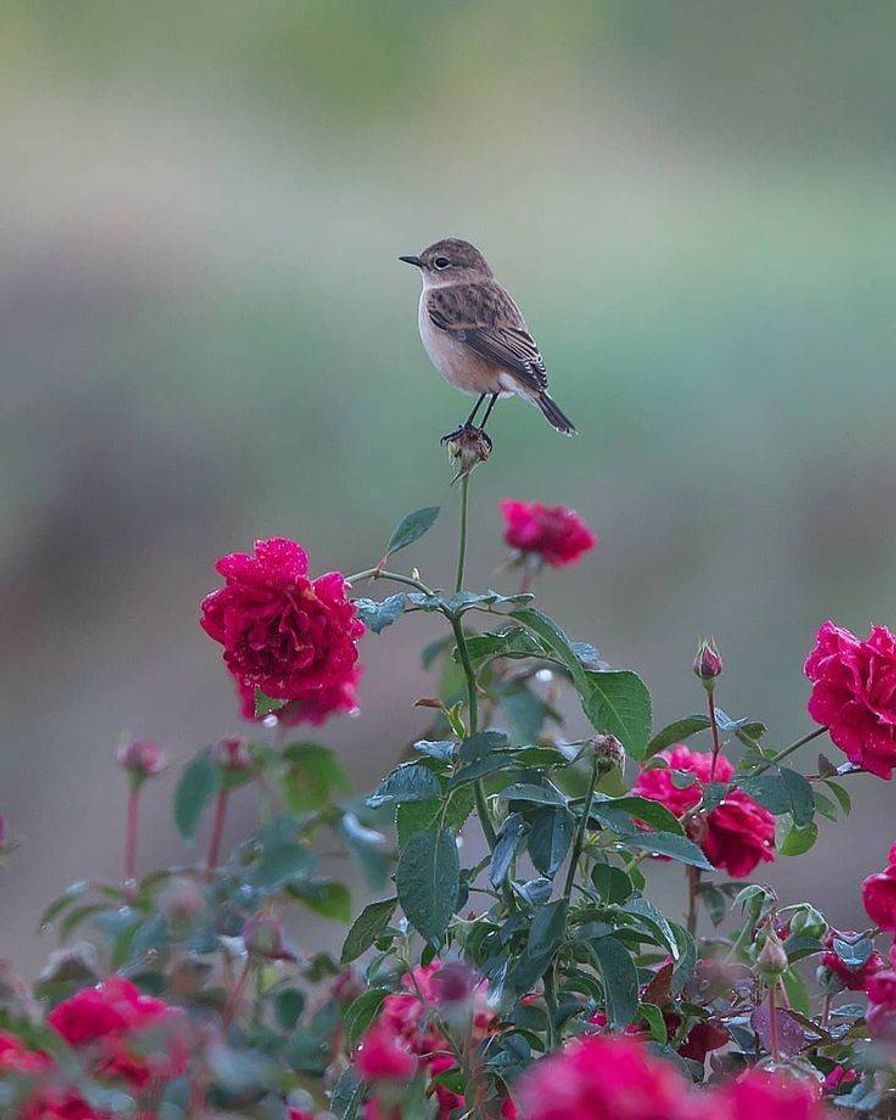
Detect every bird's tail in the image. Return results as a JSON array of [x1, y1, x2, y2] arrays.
[[536, 391, 577, 435]]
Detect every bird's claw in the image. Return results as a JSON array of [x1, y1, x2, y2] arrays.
[[440, 423, 492, 450]]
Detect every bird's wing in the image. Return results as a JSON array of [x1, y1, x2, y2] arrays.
[[427, 282, 549, 393]]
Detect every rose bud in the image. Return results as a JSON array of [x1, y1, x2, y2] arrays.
[[436, 961, 474, 1005], [756, 929, 788, 979], [591, 733, 625, 775], [117, 740, 168, 783], [446, 426, 492, 479], [790, 905, 826, 940], [212, 737, 253, 773], [693, 639, 723, 684], [158, 877, 207, 928], [243, 912, 297, 962]]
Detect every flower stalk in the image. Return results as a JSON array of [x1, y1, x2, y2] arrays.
[[206, 788, 229, 874]]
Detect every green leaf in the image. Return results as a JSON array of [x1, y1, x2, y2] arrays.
[[340, 897, 398, 964], [292, 880, 351, 922], [781, 966, 810, 1015], [825, 780, 851, 815], [414, 739, 456, 762], [344, 987, 391, 1047], [588, 936, 639, 1028], [272, 987, 306, 1029], [646, 716, 710, 757], [528, 806, 574, 878], [354, 594, 407, 634], [499, 782, 566, 808], [331, 1067, 365, 1120], [736, 766, 815, 826], [281, 743, 351, 813], [512, 900, 567, 993], [385, 506, 440, 557], [38, 881, 90, 931], [500, 681, 555, 745], [251, 839, 315, 891], [779, 768, 815, 826], [396, 828, 459, 942], [581, 671, 653, 759], [617, 831, 714, 870], [639, 1002, 668, 1044], [459, 730, 508, 762], [395, 788, 475, 847], [590, 794, 684, 836], [60, 902, 108, 942], [173, 749, 222, 844], [367, 762, 442, 808], [591, 863, 633, 904], [625, 897, 679, 958], [254, 688, 289, 718], [462, 627, 544, 666], [491, 812, 527, 887], [342, 813, 390, 891], [777, 818, 817, 857]]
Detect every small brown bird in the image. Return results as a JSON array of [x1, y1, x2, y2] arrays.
[[399, 238, 576, 440]]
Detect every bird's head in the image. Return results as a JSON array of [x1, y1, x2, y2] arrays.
[[399, 238, 493, 286]]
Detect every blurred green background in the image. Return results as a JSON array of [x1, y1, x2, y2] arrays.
[[2, 1, 895, 975]]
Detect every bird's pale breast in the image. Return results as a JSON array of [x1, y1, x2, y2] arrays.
[[418, 291, 512, 396]]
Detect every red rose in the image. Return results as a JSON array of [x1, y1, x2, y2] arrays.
[[0, 1030, 50, 1075], [238, 670, 361, 727], [862, 860, 896, 931], [804, 621, 896, 779], [633, 746, 775, 876], [517, 1035, 696, 1120], [821, 930, 883, 989], [717, 1069, 828, 1120], [201, 537, 364, 719], [23, 1090, 117, 1120], [865, 967, 896, 1038], [500, 499, 596, 567], [357, 1022, 418, 1081], [48, 977, 185, 1089]]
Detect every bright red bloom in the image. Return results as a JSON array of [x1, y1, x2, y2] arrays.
[[238, 670, 361, 727], [517, 1035, 695, 1120], [0, 1030, 50, 1074], [717, 1069, 828, 1120], [23, 1090, 117, 1120], [357, 1022, 418, 1081], [632, 746, 775, 876], [500, 500, 596, 568], [201, 538, 364, 719], [48, 977, 185, 1089], [863, 859, 896, 931], [821, 930, 883, 989], [288, 1111, 316, 1120], [865, 967, 896, 1037], [804, 621, 896, 779], [822, 1066, 857, 1095]]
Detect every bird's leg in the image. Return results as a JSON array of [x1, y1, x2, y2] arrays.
[[441, 393, 486, 444], [478, 393, 499, 433]]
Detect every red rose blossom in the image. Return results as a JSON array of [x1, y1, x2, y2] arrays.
[[238, 670, 361, 727], [862, 858, 896, 931], [201, 537, 364, 720], [821, 930, 883, 989], [804, 621, 896, 779], [0, 1030, 50, 1075], [357, 1022, 418, 1081], [517, 1035, 696, 1120], [500, 499, 596, 568], [48, 977, 185, 1089], [865, 968, 896, 1038], [717, 1069, 829, 1120], [632, 746, 775, 876]]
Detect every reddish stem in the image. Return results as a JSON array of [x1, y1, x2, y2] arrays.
[[707, 689, 723, 781], [768, 984, 780, 1062], [124, 784, 140, 882], [206, 788, 229, 873], [686, 866, 700, 937], [222, 958, 251, 1027]]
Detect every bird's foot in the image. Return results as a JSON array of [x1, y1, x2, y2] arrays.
[[440, 423, 492, 450]]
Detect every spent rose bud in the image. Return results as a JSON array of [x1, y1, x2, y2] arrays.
[[590, 733, 625, 774], [435, 960, 474, 1005], [158, 877, 207, 928], [693, 639, 723, 684], [213, 737, 253, 773], [447, 426, 492, 478], [243, 912, 297, 962], [756, 929, 788, 978], [117, 740, 168, 782]]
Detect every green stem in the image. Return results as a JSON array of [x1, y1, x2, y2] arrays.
[[543, 964, 559, 1052], [345, 567, 434, 596], [451, 614, 497, 850], [563, 758, 599, 900], [456, 473, 470, 593], [686, 866, 701, 937], [754, 726, 827, 774], [707, 689, 723, 781]]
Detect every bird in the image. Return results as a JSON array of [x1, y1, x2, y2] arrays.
[[399, 238, 576, 441]]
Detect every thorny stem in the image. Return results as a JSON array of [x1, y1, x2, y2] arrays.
[[564, 758, 599, 900], [456, 473, 470, 594], [543, 965, 559, 1052], [687, 866, 701, 938], [206, 788, 229, 874], [754, 726, 828, 774], [451, 615, 497, 851], [124, 784, 140, 882], [222, 957, 251, 1028], [345, 567, 434, 596], [707, 689, 723, 781]]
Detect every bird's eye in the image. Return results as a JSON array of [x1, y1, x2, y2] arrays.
[[433, 256, 452, 270]]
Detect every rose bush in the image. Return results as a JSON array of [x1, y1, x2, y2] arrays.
[[2, 442, 896, 1120]]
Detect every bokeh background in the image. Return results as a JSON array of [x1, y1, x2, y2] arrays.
[[2, 1, 895, 976]]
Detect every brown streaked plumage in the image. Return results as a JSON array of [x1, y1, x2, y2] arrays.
[[399, 238, 576, 437]]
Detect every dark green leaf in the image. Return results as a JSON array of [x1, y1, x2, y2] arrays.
[[331, 1067, 365, 1120], [293, 880, 351, 922], [590, 794, 684, 836], [459, 731, 508, 762], [340, 897, 398, 964], [588, 936, 639, 1028], [173, 749, 221, 844], [625, 897, 678, 957], [513, 900, 567, 992], [38, 881, 90, 931], [414, 739, 456, 762], [824, 780, 851, 815], [344, 987, 391, 1047], [385, 506, 440, 557], [250, 840, 315, 890], [254, 688, 289, 718], [281, 743, 351, 813], [646, 716, 710, 757], [395, 787, 474, 847], [354, 594, 408, 634], [736, 766, 815, 826], [591, 863, 633, 904], [528, 806, 574, 878], [273, 987, 305, 1029], [491, 812, 527, 887], [342, 813, 390, 891], [499, 782, 566, 808], [367, 762, 442, 808], [463, 627, 544, 665], [500, 681, 555, 745], [396, 828, 459, 941], [639, 1002, 668, 1044], [779, 768, 815, 827], [618, 831, 714, 870], [60, 902, 108, 942], [581, 671, 652, 759]]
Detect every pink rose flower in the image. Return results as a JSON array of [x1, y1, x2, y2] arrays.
[[517, 1035, 696, 1120], [821, 930, 883, 989], [238, 670, 361, 727], [500, 499, 596, 567], [865, 968, 896, 1038], [862, 857, 896, 932], [201, 537, 364, 720], [632, 746, 775, 876], [48, 977, 185, 1089], [804, 621, 896, 779], [357, 1022, 418, 1081], [717, 1069, 829, 1120]]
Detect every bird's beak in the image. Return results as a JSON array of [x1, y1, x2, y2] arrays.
[[398, 255, 423, 268]]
